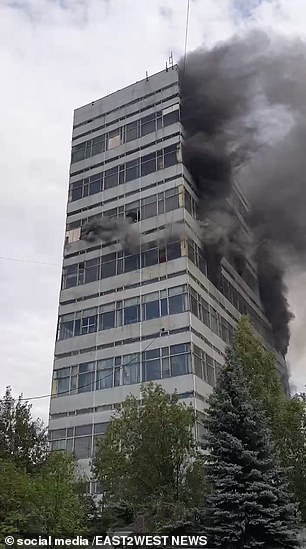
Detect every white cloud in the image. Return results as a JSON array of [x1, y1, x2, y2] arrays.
[[0, 0, 305, 424]]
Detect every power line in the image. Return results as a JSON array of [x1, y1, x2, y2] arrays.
[[183, 0, 190, 75], [0, 256, 61, 267], [18, 331, 164, 402]]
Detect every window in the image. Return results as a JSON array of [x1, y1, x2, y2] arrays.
[[71, 143, 86, 164], [59, 318, 74, 340], [74, 436, 92, 459], [206, 355, 215, 386], [125, 120, 139, 142], [185, 190, 192, 214], [96, 359, 113, 390], [107, 130, 121, 150], [141, 195, 157, 219], [141, 152, 156, 176], [101, 259, 116, 279], [167, 241, 181, 260], [92, 135, 105, 156], [51, 440, 66, 451], [70, 180, 83, 202], [124, 298, 140, 325], [66, 227, 81, 245], [162, 357, 170, 378], [143, 358, 161, 381], [81, 315, 97, 335], [141, 113, 156, 136], [170, 353, 190, 376], [210, 310, 219, 335], [159, 247, 166, 263], [126, 159, 140, 182], [57, 377, 70, 396], [75, 424, 92, 436], [99, 310, 115, 330], [125, 253, 139, 272], [122, 354, 140, 385], [168, 294, 186, 315], [193, 352, 203, 379], [142, 248, 158, 267], [49, 429, 66, 440], [94, 423, 109, 435], [85, 258, 100, 284], [63, 264, 78, 289], [170, 343, 190, 354], [104, 166, 118, 189], [143, 298, 160, 320], [200, 298, 210, 326], [89, 176, 102, 195], [164, 144, 178, 168], [78, 362, 95, 393], [163, 106, 179, 127], [165, 189, 179, 212]]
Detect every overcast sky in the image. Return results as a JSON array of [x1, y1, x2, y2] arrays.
[[0, 0, 305, 425]]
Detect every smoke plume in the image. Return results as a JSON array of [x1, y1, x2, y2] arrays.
[[179, 30, 306, 356], [81, 216, 139, 252]]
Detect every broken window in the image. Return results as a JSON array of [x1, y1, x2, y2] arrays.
[[66, 227, 81, 244], [107, 129, 121, 150]]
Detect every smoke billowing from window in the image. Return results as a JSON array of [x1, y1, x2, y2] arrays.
[[179, 30, 306, 356], [81, 216, 140, 252]]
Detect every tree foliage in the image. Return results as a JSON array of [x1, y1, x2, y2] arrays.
[[93, 382, 206, 530], [0, 459, 36, 540], [0, 452, 88, 541], [0, 386, 48, 472], [33, 451, 87, 536], [234, 318, 306, 522], [201, 348, 299, 548]]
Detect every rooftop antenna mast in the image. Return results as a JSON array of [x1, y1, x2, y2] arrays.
[[169, 51, 174, 69]]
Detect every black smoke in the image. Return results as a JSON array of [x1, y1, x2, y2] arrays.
[[179, 30, 306, 356], [81, 216, 139, 252]]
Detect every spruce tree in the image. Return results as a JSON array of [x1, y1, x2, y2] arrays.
[[202, 349, 300, 548]]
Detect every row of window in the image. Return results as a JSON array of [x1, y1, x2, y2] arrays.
[[193, 344, 222, 387], [66, 174, 182, 222], [57, 283, 235, 348], [50, 419, 206, 460], [52, 343, 191, 397], [73, 82, 178, 130], [49, 422, 108, 459], [71, 106, 179, 164], [69, 144, 179, 202], [57, 284, 188, 340], [61, 231, 263, 353], [65, 186, 182, 245], [62, 240, 181, 289]]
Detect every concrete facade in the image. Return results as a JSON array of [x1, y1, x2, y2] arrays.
[[49, 66, 288, 493]]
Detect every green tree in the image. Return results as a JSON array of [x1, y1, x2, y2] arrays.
[[201, 348, 299, 548], [0, 452, 90, 541], [0, 459, 36, 541], [33, 451, 87, 536], [234, 318, 306, 522], [93, 382, 205, 531], [0, 386, 47, 472]]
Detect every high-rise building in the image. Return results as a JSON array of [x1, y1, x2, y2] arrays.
[[49, 66, 288, 492]]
